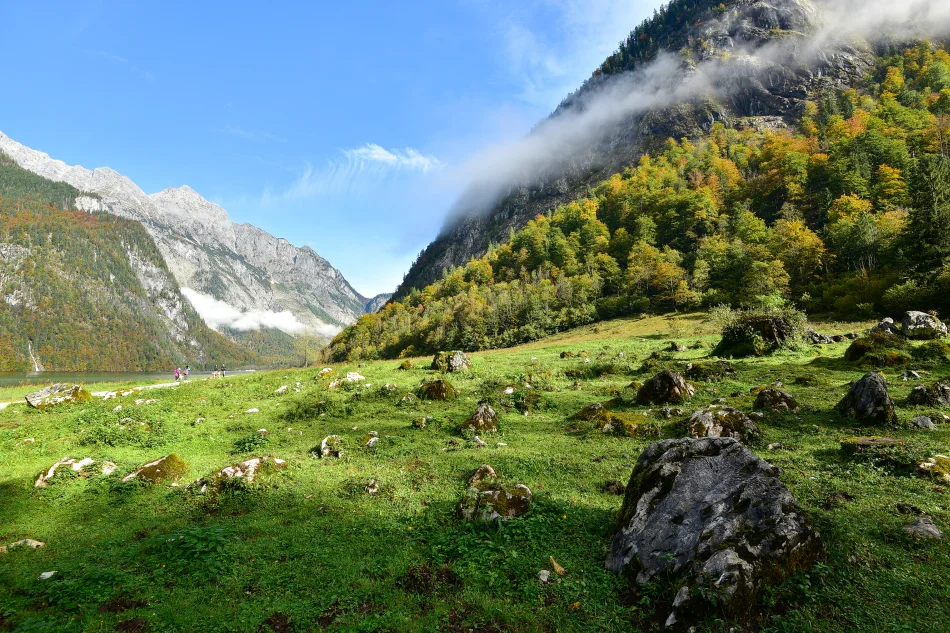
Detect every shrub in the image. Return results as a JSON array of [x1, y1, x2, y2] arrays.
[[231, 433, 269, 455], [711, 304, 807, 358]]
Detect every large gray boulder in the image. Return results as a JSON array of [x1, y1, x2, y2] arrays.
[[836, 373, 897, 426], [870, 317, 900, 336], [606, 438, 822, 627], [25, 384, 90, 409], [432, 350, 473, 372], [901, 311, 948, 340], [636, 370, 694, 405]]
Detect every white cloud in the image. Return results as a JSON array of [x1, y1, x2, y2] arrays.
[[181, 288, 322, 336], [266, 143, 440, 202]]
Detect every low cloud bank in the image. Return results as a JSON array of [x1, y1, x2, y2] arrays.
[[181, 288, 333, 336]]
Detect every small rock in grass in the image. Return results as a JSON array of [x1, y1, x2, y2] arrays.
[[836, 373, 897, 426], [246, 408, 259, 414], [472, 436, 487, 448], [39, 571, 57, 580], [320, 435, 345, 459], [366, 437, 379, 448], [767, 443, 783, 451], [904, 517, 943, 539], [754, 388, 799, 412], [366, 479, 379, 495], [687, 406, 760, 442], [911, 416, 936, 430], [274, 385, 288, 394], [917, 455, 950, 483], [464, 403, 498, 432], [538, 569, 551, 583]]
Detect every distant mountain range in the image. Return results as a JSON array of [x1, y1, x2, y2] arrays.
[[0, 132, 389, 357]]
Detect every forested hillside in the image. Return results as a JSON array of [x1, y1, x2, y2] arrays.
[[0, 154, 257, 371], [328, 43, 950, 361]]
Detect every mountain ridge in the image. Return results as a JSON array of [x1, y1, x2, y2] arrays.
[[0, 131, 389, 341]]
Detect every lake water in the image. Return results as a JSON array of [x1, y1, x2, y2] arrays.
[[0, 370, 254, 389]]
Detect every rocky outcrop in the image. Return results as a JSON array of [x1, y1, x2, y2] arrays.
[[871, 317, 900, 336], [34, 457, 117, 487], [419, 379, 458, 400], [431, 351, 473, 372], [754, 388, 799, 412], [687, 406, 760, 442], [25, 384, 91, 409], [456, 465, 532, 522], [606, 438, 822, 627], [901, 311, 948, 340], [0, 132, 375, 339], [836, 373, 898, 426], [121, 454, 188, 484], [636, 370, 694, 405], [907, 381, 950, 407], [464, 403, 499, 433]]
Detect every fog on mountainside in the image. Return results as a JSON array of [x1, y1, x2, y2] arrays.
[[398, 0, 950, 297]]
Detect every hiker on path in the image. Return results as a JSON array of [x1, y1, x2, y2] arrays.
[[184, 366, 190, 380], [221, 365, 227, 379], [174, 368, 181, 382], [212, 365, 218, 378]]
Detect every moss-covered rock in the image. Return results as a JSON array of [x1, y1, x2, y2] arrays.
[[463, 403, 498, 432], [684, 360, 735, 382], [636, 370, 694, 405], [844, 331, 911, 367], [713, 308, 806, 357], [419, 379, 458, 400], [754, 388, 799, 412], [318, 435, 345, 459], [917, 455, 950, 484], [836, 373, 898, 426], [907, 381, 950, 407], [398, 360, 414, 370], [840, 436, 905, 457], [688, 406, 760, 442], [431, 351, 473, 372], [25, 384, 92, 409], [121, 454, 187, 484], [456, 465, 532, 522]]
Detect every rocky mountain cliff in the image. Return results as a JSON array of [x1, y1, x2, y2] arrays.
[[395, 0, 876, 296], [0, 132, 388, 340]]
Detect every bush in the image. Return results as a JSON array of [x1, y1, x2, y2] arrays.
[[844, 331, 912, 367], [232, 433, 269, 454], [711, 304, 807, 357]]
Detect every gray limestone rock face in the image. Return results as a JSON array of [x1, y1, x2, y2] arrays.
[[754, 387, 799, 412], [25, 384, 88, 409], [901, 311, 948, 340], [836, 373, 897, 426], [606, 437, 822, 626]]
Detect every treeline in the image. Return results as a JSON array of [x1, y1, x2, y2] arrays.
[[0, 154, 257, 371], [326, 43, 950, 362]]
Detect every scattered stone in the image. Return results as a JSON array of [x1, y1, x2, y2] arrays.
[[754, 388, 799, 412], [472, 435, 487, 447], [345, 372, 366, 383], [907, 381, 950, 407], [836, 373, 898, 426], [503, 386, 516, 395], [901, 311, 948, 340], [806, 328, 834, 344], [904, 517, 944, 540], [840, 436, 904, 456], [911, 415, 937, 430], [274, 385, 288, 394], [412, 416, 431, 430], [768, 443, 783, 451], [194, 417, 205, 426], [870, 317, 900, 336], [538, 569, 551, 583], [246, 408, 260, 414], [431, 350, 473, 372], [366, 436, 379, 448], [34, 457, 117, 487], [25, 384, 91, 409], [398, 360, 414, 370], [665, 341, 687, 353], [134, 398, 157, 405], [570, 402, 606, 421], [112, 405, 122, 412], [319, 435, 345, 459], [366, 479, 379, 495], [0, 539, 45, 555], [605, 437, 823, 627], [317, 368, 334, 378], [39, 571, 57, 580], [457, 465, 531, 522], [636, 370, 694, 405], [658, 407, 685, 419], [419, 379, 458, 401], [901, 370, 922, 381], [194, 456, 287, 492], [121, 454, 187, 484], [917, 455, 950, 483], [464, 403, 499, 432], [684, 361, 735, 382], [687, 406, 760, 442]]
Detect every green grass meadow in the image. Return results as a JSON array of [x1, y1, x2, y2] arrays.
[[0, 315, 948, 632]]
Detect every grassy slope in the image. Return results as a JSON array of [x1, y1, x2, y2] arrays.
[[0, 314, 947, 633]]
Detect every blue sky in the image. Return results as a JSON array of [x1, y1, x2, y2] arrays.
[[0, 0, 657, 296]]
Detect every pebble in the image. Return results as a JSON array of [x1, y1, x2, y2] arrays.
[[39, 571, 57, 580], [538, 569, 551, 583], [246, 408, 260, 414]]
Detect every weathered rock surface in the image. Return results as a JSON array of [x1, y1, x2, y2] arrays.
[[464, 403, 499, 432], [636, 370, 694, 405], [836, 373, 897, 426], [754, 387, 799, 412], [456, 465, 532, 522], [917, 455, 950, 483], [194, 456, 287, 492], [870, 317, 900, 336], [901, 311, 948, 340], [606, 438, 822, 626], [121, 454, 187, 484], [319, 435, 345, 459], [25, 384, 90, 409], [34, 457, 117, 487], [907, 381, 950, 407], [431, 351, 473, 372], [839, 436, 903, 456], [911, 415, 937, 431], [0, 539, 45, 555], [419, 379, 458, 400], [904, 517, 944, 540], [687, 406, 760, 442]]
